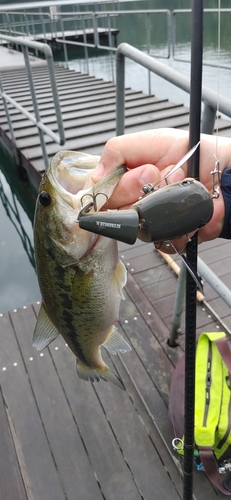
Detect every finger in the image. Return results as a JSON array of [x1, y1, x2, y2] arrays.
[[198, 192, 225, 242], [105, 164, 161, 209], [157, 165, 186, 185], [91, 128, 189, 182]]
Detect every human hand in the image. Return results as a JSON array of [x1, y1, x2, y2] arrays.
[[91, 128, 231, 249]]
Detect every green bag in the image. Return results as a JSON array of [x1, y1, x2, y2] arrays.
[[169, 331, 231, 495]]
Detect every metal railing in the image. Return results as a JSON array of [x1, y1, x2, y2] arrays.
[[115, 42, 231, 136], [0, 34, 65, 169], [0, 9, 172, 87], [172, 8, 231, 69]]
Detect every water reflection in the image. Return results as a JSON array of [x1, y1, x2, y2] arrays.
[[0, 150, 40, 313], [0, 175, 35, 269]]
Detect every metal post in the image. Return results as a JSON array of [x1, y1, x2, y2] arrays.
[[201, 102, 216, 134], [183, 1, 203, 499], [93, 14, 99, 46], [172, 11, 176, 59], [0, 75, 20, 166], [22, 45, 49, 169], [39, 8, 47, 43], [24, 12, 30, 36], [107, 14, 115, 83], [146, 13, 151, 94], [167, 10, 171, 58], [81, 16, 89, 74], [60, 16, 68, 68], [168, 261, 186, 347], [198, 258, 231, 306], [116, 50, 125, 136]]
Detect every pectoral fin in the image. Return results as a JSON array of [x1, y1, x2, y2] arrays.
[[113, 259, 127, 299], [33, 303, 60, 351]]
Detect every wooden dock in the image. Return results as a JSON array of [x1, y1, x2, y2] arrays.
[[1, 60, 231, 190], [1, 49, 231, 499], [5, 28, 119, 52], [34, 28, 119, 46], [1, 236, 231, 499]]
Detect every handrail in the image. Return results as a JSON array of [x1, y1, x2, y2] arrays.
[[172, 8, 231, 69], [0, 9, 172, 75], [116, 42, 231, 136], [0, 34, 65, 169]]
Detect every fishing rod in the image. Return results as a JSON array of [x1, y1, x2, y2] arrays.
[[183, 0, 203, 499], [78, 2, 207, 497]]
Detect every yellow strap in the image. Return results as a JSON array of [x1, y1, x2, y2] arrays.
[[194, 332, 226, 447]]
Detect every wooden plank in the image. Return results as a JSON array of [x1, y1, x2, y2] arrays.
[[0, 89, 145, 118], [27, 110, 190, 173], [1, 96, 169, 129], [93, 355, 181, 500], [0, 88, 143, 117], [0, 386, 28, 500], [0, 94, 165, 126], [108, 343, 221, 500], [119, 289, 175, 403], [199, 240, 231, 264], [163, 297, 226, 334], [48, 324, 180, 500], [25, 315, 144, 500], [3, 78, 112, 99], [119, 241, 156, 260], [2, 82, 115, 105], [17, 106, 189, 152], [124, 271, 172, 346], [9, 304, 104, 500], [0, 84, 117, 111], [1, 72, 98, 88], [11, 102, 184, 140], [207, 256, 231, 278], [121, 245, 167, 274], [0, 309, 67, 500]]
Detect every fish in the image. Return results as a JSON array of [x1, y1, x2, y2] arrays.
[[33, 150, 131, 390]]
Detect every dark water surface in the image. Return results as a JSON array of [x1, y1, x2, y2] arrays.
[[0, 147, 40, 313]]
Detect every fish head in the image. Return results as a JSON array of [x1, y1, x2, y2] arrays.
[[34, 150, 126, 266]]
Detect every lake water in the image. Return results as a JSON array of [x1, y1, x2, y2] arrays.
[[0, 3, 231, 313]]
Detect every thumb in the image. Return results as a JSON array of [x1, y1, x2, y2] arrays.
[[105, 164, 161, 209]]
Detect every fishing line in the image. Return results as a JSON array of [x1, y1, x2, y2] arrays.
[[210, 0, 222, 199], [215, 0, 221, 155]]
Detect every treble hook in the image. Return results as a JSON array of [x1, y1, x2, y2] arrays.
[[78, 192, 108, 219]]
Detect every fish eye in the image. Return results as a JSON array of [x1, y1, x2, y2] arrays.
[[39, 191, 51, 206]]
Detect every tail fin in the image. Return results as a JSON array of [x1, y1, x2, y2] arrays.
[[76, 361, 126, 390]]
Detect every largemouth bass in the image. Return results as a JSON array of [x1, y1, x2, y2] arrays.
[[33, 150, 131, 390]]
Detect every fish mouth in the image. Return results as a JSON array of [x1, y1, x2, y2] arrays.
[[50, 150, 127, 214], [50, 151, 100, 202]]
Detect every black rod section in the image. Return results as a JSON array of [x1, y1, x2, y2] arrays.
[[183, 1, 203, 499]]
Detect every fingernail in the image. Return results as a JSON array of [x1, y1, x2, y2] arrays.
[[91, 162, 105, 182], [139, 167, 156, 185]]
